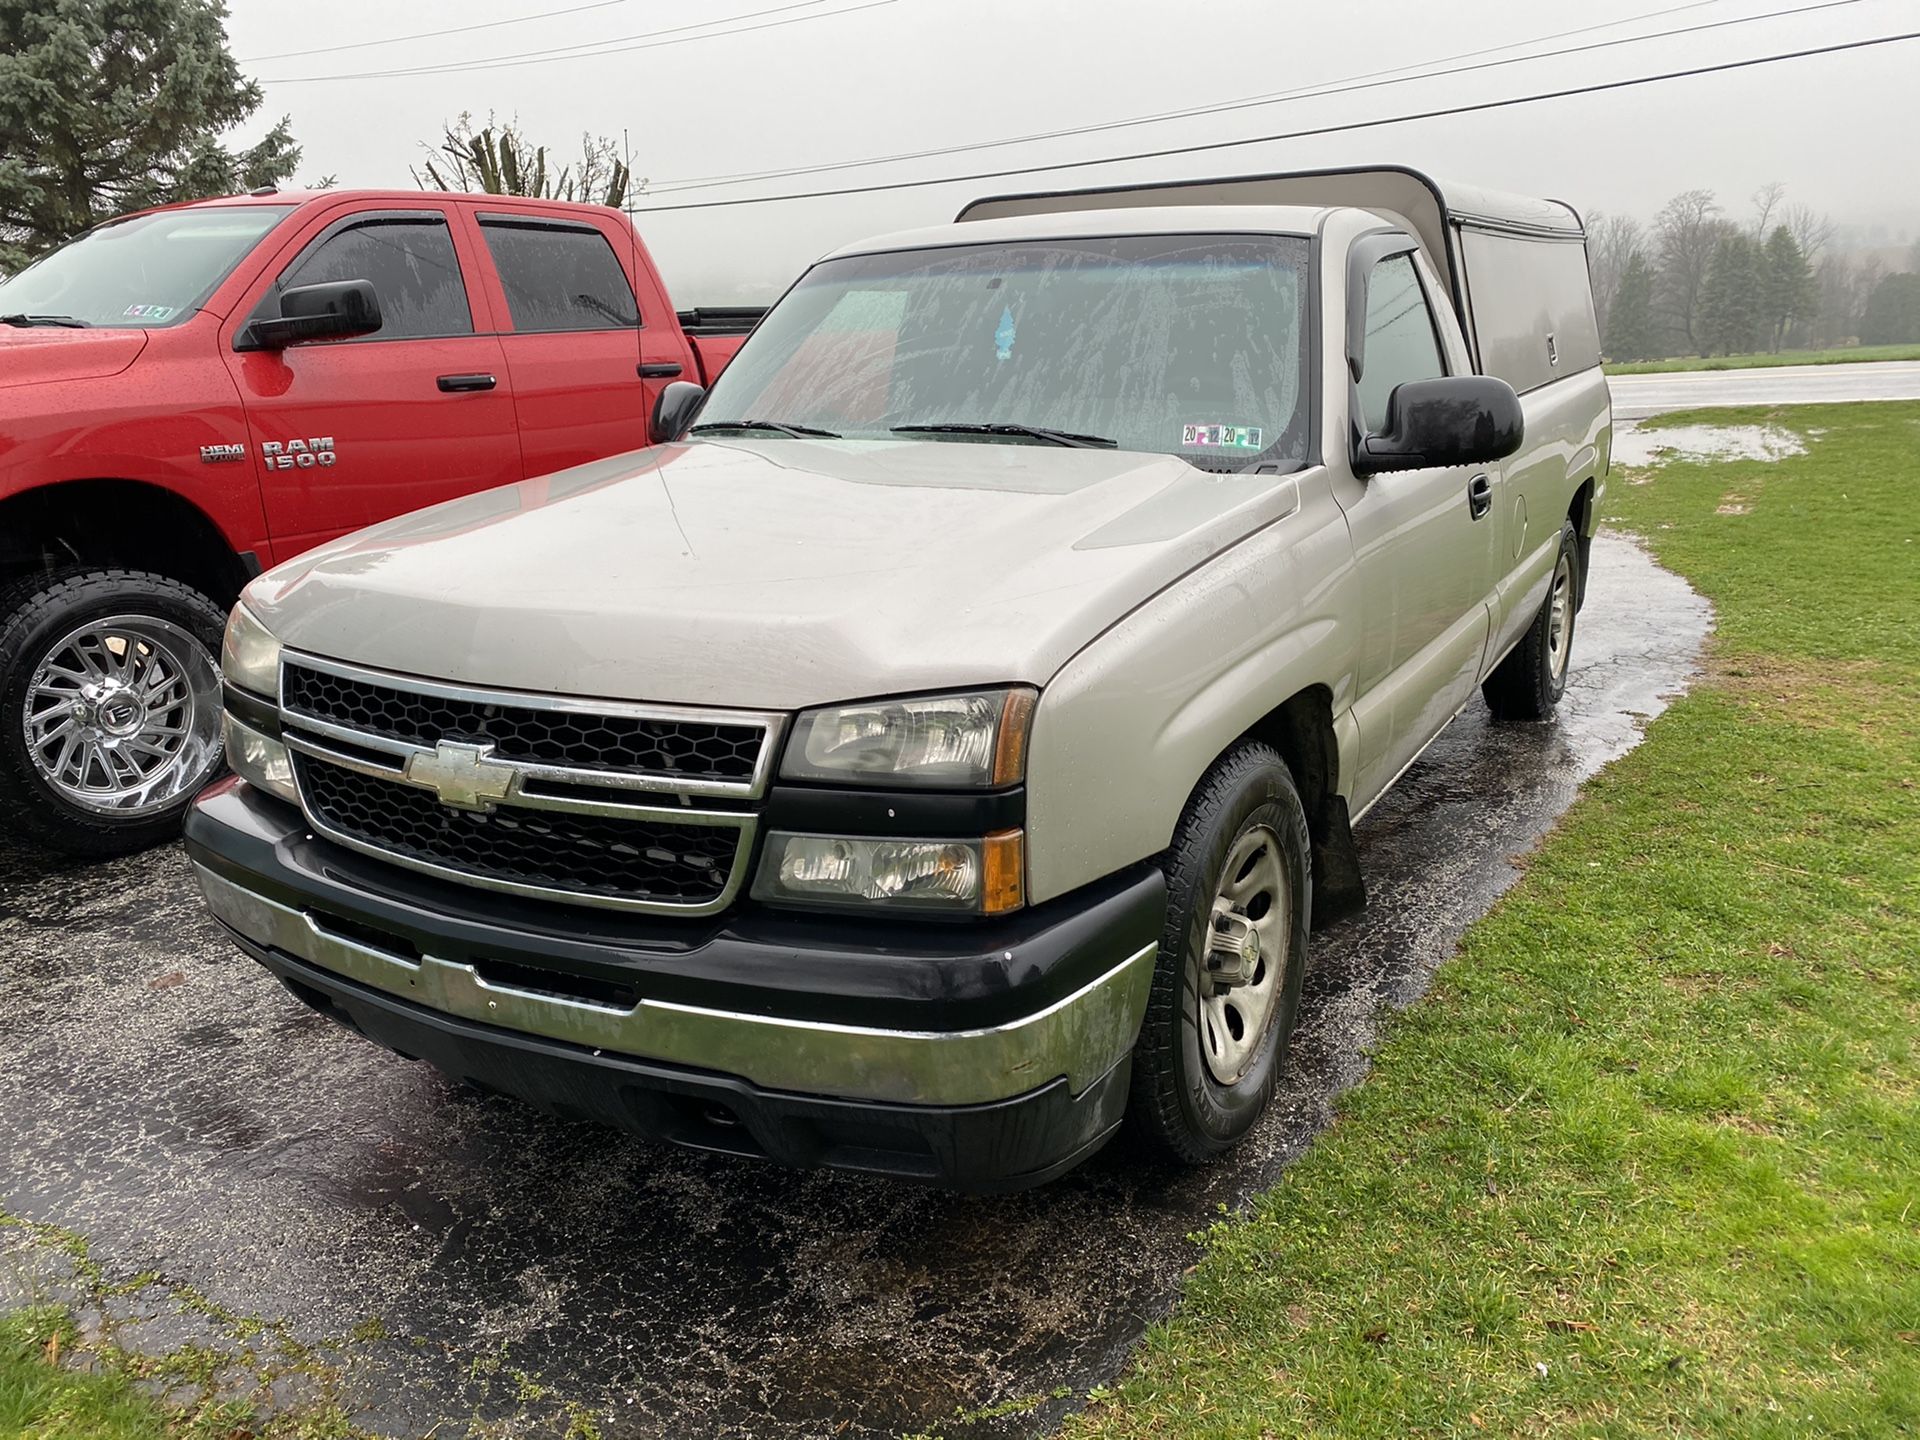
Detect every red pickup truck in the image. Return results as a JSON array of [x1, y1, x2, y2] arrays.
[[0, 188, 756, 856]]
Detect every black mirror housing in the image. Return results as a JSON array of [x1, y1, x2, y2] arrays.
[[1354, 375, 1524, 475], [238, 280, 382, 351], [651, 380, 706, 443]]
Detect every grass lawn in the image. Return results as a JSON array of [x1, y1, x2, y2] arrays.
[[1071, 402, 1920, 1439], [0, 1309, 180, 1439], [1606, 343, 1920, 375]]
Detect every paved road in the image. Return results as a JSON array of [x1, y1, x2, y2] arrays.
[[1608, 359, 1920, 420], [0, 537, 1711, 1438]]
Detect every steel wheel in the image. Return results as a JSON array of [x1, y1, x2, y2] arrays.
[[1547, 550, 1575, 684], [1198, 823, 1293, 1086], [21, 613, 222, 816]]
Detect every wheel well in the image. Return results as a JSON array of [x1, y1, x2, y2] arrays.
[[1568, 478, 1597, 608], [1241, 685, 1338, 833], [0, 481, 248, 604], [1238, 684, 1366, 929]]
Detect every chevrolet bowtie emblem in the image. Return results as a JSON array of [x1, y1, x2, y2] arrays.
[[405, 740, 517, 812]]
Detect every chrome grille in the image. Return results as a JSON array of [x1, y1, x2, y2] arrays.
[[296, 757, 740, 908], [277, 652, 780, 914], [282, 659, 766, 787]]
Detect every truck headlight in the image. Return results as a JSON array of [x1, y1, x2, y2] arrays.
[[221, 602, 282, 699], [781, 687, 1035, 788], [752, 830, 1024, 914], [223, 713, 298, 806]]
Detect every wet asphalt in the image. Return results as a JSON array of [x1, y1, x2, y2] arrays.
[[0, 535, 1711, 1438]]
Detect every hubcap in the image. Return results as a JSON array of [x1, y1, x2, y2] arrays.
[[1547, 553, 1574, 683], [1198, 823, 1292, 1086], [22, 614, 221, 817]]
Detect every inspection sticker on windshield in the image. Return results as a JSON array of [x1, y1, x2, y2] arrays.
[[122, 303, 177, 320], [1182, 423, 1263, 450]]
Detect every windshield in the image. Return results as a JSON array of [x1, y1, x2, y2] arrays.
[[699, 233, 1311, 472], [0, 205, 294, 328]]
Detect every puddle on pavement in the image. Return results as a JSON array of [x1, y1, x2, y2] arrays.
[[0, 536, 1713, 1440], [1612, 421, 1806, 468]]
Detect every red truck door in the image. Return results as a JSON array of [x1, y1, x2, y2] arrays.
[[222, 204, 522, 557], [465, 207, 689, 475]]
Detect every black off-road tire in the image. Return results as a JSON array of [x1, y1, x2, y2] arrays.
[[1482, 521, 1581, 722], [1129, 743, 1312, 1164], [0, 568, 229, 859]]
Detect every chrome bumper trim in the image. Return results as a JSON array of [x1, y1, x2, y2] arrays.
[[192, 862, 1157, 1107]]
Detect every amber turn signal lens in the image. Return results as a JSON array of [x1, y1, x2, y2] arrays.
[[982, 828, 1025, 915], [991, 688, 1037, 787]]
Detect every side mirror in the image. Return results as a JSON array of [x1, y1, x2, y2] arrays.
[[651, 380, 706, 443], [238, 280, 382, 351], [1354, 376, 1524, 476]]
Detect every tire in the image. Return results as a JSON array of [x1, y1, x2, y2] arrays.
[[0, 569, 229, 858], [1129, 743, 1312, 1164], [1482, 521, 1581, 722]]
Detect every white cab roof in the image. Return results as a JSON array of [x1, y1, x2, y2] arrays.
[[823, 204, 1333, 261]]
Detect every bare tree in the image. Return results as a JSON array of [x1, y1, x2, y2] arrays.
[[1783, 202, 1834, 263], [1812, 255, 1858, 347], [1750, 180, 1787, 237], [414, 112, 635, 208], [1587, 211, 1646, 337], [1653, 189, 1724, 354]]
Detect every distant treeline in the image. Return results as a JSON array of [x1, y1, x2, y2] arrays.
[[1589, 183, 1920, 361]]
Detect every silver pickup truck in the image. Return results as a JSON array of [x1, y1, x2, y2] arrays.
[[185, 167, 1610, 1190]]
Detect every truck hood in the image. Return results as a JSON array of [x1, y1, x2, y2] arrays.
[[0, 327, 148, 390], [248, 437, 1309, 710]]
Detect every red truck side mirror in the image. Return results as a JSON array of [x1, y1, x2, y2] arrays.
[[236, 280, 383, 352]]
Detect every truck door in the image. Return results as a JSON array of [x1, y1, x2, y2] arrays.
[[1334, 246, 1501, 808], [223, 206, 521, 558], [467, 210, 666, 477]]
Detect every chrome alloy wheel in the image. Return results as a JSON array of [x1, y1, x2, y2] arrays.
[[1547, 551, 1575, 684], [22, 614, 222, 816], [1198, 823, 1293, 1085]]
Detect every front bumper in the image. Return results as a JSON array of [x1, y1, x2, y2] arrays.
[[185, 778, 1165, 1189]]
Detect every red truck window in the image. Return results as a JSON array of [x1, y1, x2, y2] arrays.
[[258, 213, 473, 339], [478, 217, 640, 332]]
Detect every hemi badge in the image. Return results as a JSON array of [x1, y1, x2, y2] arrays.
[[200, 443, 247, 464]]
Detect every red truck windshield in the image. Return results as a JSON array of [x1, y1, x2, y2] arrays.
[[0, 205, 293, 328]]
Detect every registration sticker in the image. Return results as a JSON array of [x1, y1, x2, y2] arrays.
[[123, 303, 177, 320], [1182, 423, 1263, 450]]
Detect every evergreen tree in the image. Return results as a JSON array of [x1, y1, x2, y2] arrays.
[[0, 0, 298, 273], [1760, 226, 1817, 351], [1699, 233, 1765, 356], [1606, 251, 1660, 361], [1860, 273, 1920, 345]]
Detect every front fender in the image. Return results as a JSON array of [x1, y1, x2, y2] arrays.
[[1024, 470, 1360, 905]]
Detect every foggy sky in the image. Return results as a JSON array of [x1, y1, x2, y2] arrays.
[[221, 0, 1920, 304]]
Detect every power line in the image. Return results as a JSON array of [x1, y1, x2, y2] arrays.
[[240, 0, 650, 63], [628, 28, 1920, 214], [258, 0, 885, 84], [647, 0, 1866, 197], [647, 0, 1747, 194]]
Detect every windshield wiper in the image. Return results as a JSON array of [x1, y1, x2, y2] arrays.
[[690, 419, 840, 439], [891, 422, 1117, 449], [1, 313, 90, 328], [573, 292, 637, 327]]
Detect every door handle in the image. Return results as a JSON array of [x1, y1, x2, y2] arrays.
[[637, 361, 684, 379], [437, 373, 497, 393], [1467, 474, 1493, 520]]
